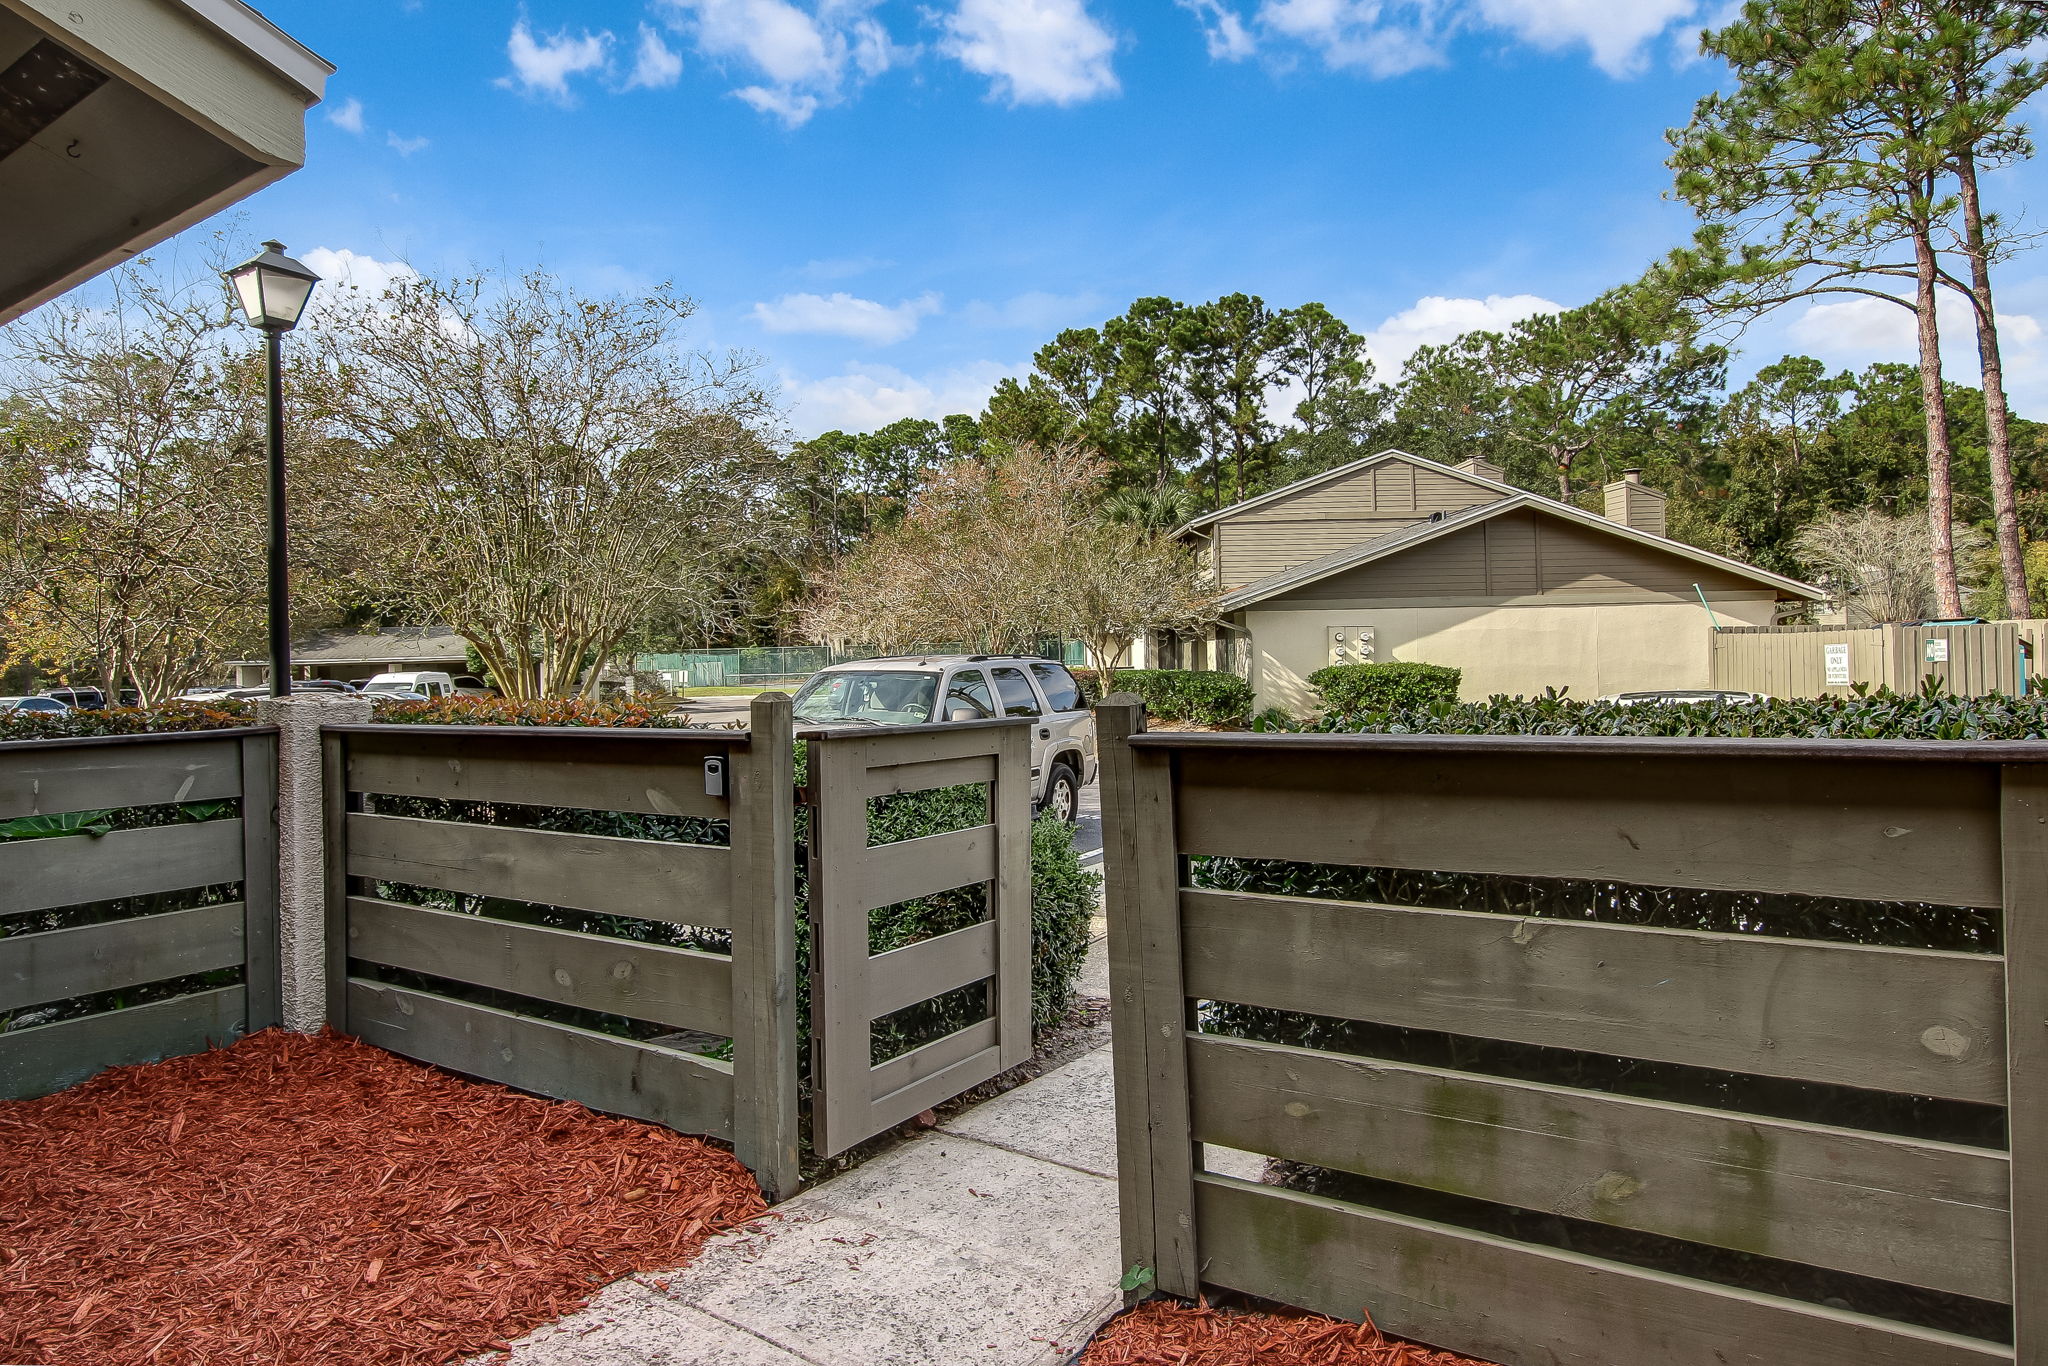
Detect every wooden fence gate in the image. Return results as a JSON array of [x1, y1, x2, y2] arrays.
[[322, 699, 799, 1198], [804, 719, 1034, 1157], [1099, 697, 2044, 1366], [1, 728, 280, 1099]]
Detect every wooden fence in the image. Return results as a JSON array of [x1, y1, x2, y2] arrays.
[[0, 729, 280, 1099], [805, 719, 1034, 1157], [1097, 697, 2043, 1366], [323, 698, 798, 1198], [1712, 620, 2042, 697]]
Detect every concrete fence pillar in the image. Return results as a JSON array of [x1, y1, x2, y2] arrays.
[[254, 693, 371, 1030]]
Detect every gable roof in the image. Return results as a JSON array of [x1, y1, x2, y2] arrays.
[[1176, 449, 1517, 535], [1217, 494, 1825, 610]]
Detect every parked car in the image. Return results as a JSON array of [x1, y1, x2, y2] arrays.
[[451, 675, 495, 696], [361, 671, 456, 702], [40, 687, 106, 710], [1, 696, 71, 714], [791, 655, 1095, 822], [292, 679, 360, 694]]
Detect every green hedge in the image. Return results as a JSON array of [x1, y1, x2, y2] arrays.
[[1307, 661, 1461, 713], [1074, 668, 1255, 726], [0, 700, 255, 741], [1263, 682, 2048, 740], [372, 696, 685, 727]]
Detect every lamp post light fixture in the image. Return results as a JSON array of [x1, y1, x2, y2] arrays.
[[223, 241, 319, 698]]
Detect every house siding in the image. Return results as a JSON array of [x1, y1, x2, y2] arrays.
[[1211, 457, 1498, 586]]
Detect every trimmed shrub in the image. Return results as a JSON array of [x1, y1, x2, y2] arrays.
[[1308, 661, 1461, 714], [0, 700, 255, 741], [373, 696, 683, 727], [1074, 668, 1255, 727]]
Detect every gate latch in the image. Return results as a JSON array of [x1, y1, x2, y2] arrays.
[[704, 755, 727, 797]]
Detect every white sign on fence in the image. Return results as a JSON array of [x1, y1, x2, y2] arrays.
[[1823, 642, 1851, 686], [1926, 638, 1950, 663]]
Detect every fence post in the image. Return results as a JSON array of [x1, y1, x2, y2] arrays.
[[255, 693, 373, 1032], [237, 731, 282, 1032], [731, 692, 800, 1202], [2004, 764, 2048, 1365], [1096, 693, 1200, 1300]]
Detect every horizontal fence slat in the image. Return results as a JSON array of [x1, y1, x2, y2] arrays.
[[861, 825, 996, 911], [861, 753, 996, 798], [865, 920, 996, 1018], [1172, 747, 2002, 907], [0, 821, 245, 917], [345, 979, 733, 1138], [0, 986, 246, 1100], [868, 1014, 1000, 1114], [0, 902, 246, 1013], [346, 813, 732, 929], [1188, 1033, 2012, 1301], [1182, 889, 2007, 1104], [0, 735, 245, 821], [346, 731, 732, 819], [346, 897, 733, 1035], [1195, 1175, 2011, 1366]]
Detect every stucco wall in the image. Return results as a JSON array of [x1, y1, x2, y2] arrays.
[[1245, 595, 1782, 713]]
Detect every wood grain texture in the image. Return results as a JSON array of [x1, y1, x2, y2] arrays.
[[866, 1017, 1000, 1121], [323, 731, 354, 1028], [864, 919, 994, 1018], [1195, 1175, 2012, 1366], [1183, 888, 2007, 1103], [808, 731, 874, 1158], [728, 693, 800, 1201], [345, 812, 732, 928], [0, 733, 243, 820], [345, 730, 733, 820], [1096, 696, 1201, 1297], [859, 823, 995, 910], [0, 819, 244, 916], [346, 979, 734, 1138], [238, 732, 280, 1031], [346, 897, 733, 1034], [1187, 1032, 2012, 1301], [860, 753, 995, 798], [2001, 766, 2048, 1364], [1171, 746, 2002, 907], [0, 902, 244, 1013], [0, 986, 245, 1100], [993, 720, 1033, 1072]]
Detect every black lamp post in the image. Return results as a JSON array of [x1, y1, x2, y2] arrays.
[[223, 241, 320, 698]]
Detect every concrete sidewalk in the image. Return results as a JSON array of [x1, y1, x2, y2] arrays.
[[498, 1041, 1125, 1366]]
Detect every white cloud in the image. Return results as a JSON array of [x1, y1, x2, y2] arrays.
[[326, 97, 365, 134], [385, 131, 430, 156], [1475, 0, 1697, 77], [1177, 0, 1255, 60], [940, 0, 1120, 106], [661, 0, 897, 126], [961, 289, 1102, 332], [1364, 292, 1562, 371], [1788, 291, 2044, 358], [500, 20, 614, 102], [299, 248, 421, 316], [627, 25, 684, 89], [1189, 0, 1699, 79], [751, 291, 942, 344], [785, 360, 1015, 434]]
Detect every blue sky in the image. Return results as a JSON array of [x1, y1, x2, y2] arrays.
[[239, 0, 2048, 436]]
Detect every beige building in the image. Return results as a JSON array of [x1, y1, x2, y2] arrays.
[[1154, 450, 1821, 713]]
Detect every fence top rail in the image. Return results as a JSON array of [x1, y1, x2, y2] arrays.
[[0, 725, 278, 755], [324, 722, 752, 748], [1122, 729, 2048, 765]]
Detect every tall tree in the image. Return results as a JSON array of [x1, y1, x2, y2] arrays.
[[314, 267, 779, 697]]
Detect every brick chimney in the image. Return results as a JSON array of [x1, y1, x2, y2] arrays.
[[1603, 468, 1667, 538], [1454, 456, 1504, 482]]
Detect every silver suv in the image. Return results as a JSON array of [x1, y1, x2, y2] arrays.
[[791, 655, 1096, 822]]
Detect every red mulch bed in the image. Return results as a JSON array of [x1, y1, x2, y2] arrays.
[[1078, 1301, 1500, 1365], [0, 1028, 766, 1365]]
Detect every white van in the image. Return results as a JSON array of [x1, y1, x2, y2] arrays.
[[362, 671, 456, 701]]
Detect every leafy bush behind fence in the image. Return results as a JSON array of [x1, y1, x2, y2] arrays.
[[1307, 661, 1462, 713], [0, 700, 254, 741], [1074, 669, 1255, 726]]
